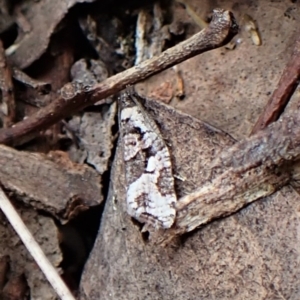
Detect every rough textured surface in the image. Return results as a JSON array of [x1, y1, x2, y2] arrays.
[[170, 112, 300, 238], [0, 145, 102, 221], [67, 102, 117, 175]]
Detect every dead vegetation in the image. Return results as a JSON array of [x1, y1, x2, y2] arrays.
[[0, 0, 300, 299]]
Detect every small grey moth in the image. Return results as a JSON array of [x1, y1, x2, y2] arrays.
[[118, 89, 177, 229]]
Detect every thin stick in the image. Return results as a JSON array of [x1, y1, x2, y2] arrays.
[[0, 8, 238, 146], [251, 36, 300, 134], [0, 39, 16, 128], [0, 188, 75, 300], [175, 0, 208, 29], [159, 110, 300, 244]]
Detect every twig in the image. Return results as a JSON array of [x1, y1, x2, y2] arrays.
[[175, 0, 208, 29], [12, 68, 51, 94], [0, 40, 16, 128], [0, 8, 238, 146], [159, 110, 300, 243], [0, 188, 75, 300], [251, 36, 300, 134]]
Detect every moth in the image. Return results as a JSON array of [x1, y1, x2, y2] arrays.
[[118, 89, 177, 230]]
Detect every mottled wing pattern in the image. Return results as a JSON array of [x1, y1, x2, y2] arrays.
[[119, 90, 177, 229]]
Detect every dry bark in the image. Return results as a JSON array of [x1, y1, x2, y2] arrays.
[[0, 145, 102, 221]]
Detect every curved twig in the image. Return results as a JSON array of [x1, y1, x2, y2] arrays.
[[0, 8, 238, 146]]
